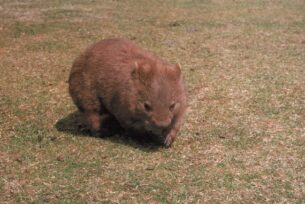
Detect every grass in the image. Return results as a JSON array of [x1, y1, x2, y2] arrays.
[[0, 0, 305, 203]]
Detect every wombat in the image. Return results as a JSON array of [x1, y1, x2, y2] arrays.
[[68, 38, 187, 147]]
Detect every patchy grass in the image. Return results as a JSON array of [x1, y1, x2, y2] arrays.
[[0, 0, 305, 203], [26, 40, 71, 52], [12, 22, 50, 38]]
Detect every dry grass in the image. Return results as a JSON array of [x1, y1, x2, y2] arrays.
[[0, 0, 304, 203]]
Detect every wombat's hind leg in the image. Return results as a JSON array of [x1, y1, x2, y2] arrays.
[[100, 114, 123, 136], [72, 95, 103, 136], [84, 111, 102, 137], [84, 106, 118, 137]]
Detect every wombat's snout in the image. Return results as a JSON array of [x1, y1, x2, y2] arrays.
[[150, 118, 172, 132], [144, 117, 171, 135], [154, 119, 171, 129]]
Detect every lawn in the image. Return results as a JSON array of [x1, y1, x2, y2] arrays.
[[0, 0, 304, 203]]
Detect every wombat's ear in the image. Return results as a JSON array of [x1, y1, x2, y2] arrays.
[[174, 63, 181, 77], [131, 61, 139, 79], [131, 61, 152, 80]]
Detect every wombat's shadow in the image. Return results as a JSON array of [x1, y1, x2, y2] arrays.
[[55, 112, 163, 152]]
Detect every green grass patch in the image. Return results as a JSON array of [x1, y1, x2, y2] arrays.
[[12, 22, 50, 38], [26, 40, 71, 52]]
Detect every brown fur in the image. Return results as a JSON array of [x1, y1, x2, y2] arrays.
[[68, 38, 187, 147]]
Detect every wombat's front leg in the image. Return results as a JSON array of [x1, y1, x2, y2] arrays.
[[164, 111, 186, 147], [164, 129, 177, 147]]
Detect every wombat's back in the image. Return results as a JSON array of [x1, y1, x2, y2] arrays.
[[70, 39, 161, 93], [72, 38, 158, 73]]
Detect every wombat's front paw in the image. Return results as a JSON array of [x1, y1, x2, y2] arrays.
[[164, 132, 176, 147]]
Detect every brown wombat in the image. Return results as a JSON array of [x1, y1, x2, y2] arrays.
[[68, 38, 187, 147]]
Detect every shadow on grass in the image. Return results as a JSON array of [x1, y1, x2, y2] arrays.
[[55, 112, 163, 152]]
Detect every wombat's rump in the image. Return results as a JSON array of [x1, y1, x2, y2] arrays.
[[69, 38, 187, 147]]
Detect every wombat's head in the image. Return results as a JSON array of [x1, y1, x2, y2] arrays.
[[132, 60, 185, 136]]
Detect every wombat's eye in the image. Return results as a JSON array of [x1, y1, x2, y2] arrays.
[[144, 102, 152, 112], [169, 102, 176, 111]]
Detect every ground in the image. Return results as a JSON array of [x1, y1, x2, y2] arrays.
[[0, 0, 304, 203]]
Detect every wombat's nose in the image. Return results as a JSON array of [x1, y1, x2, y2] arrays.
[[154, 118, 171, 129]]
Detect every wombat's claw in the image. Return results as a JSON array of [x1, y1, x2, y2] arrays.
[[164, 136, 173, 147]]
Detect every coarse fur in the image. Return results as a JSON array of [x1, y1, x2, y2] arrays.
[[68, 38, 187, 147]]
